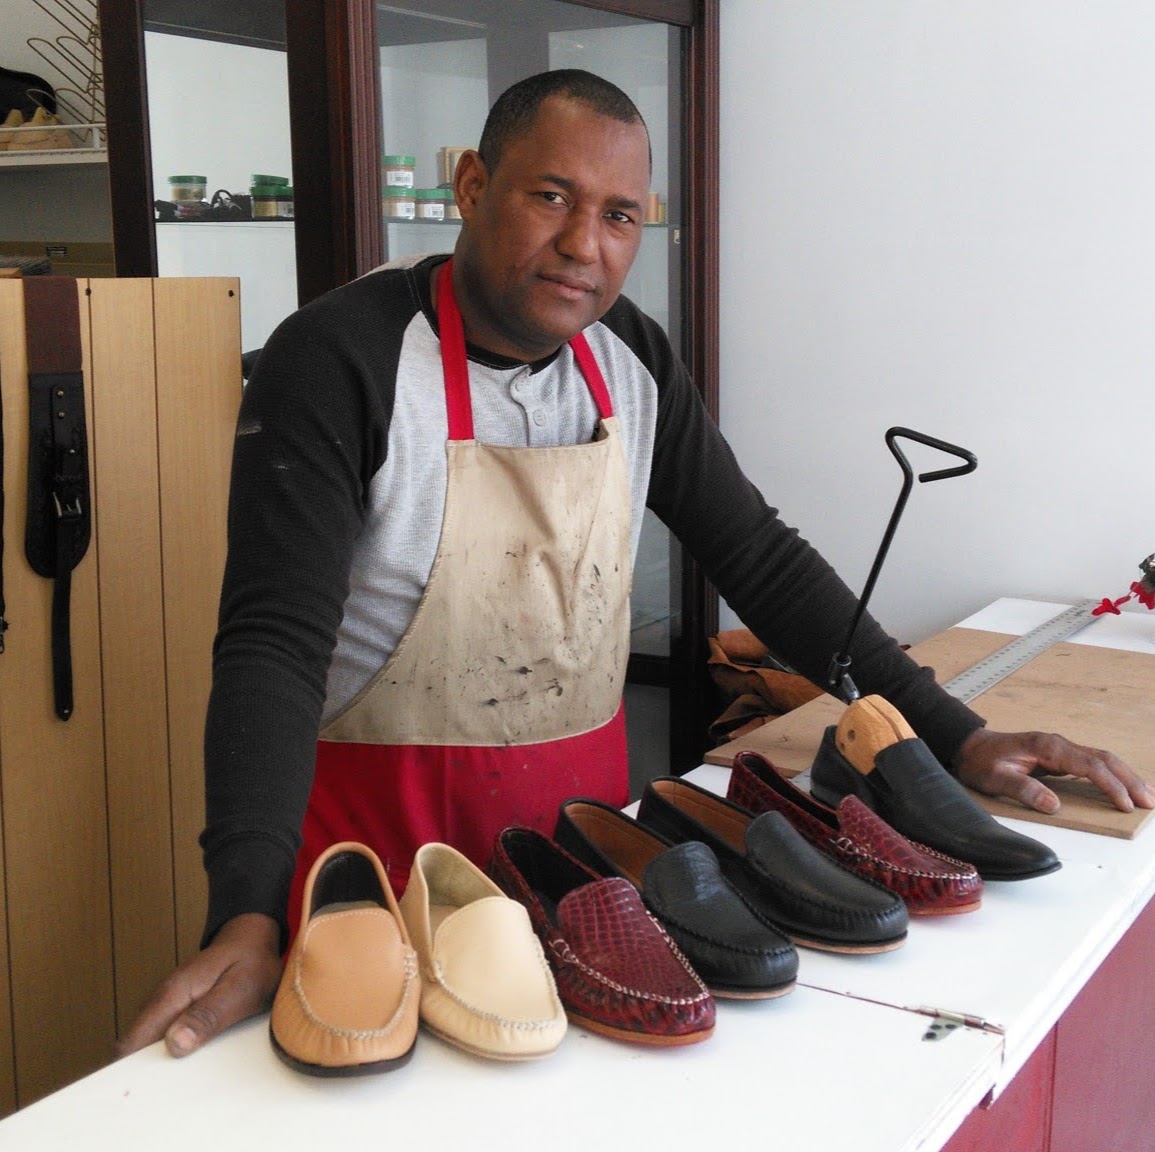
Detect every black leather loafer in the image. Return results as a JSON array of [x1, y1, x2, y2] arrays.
[[636, 778, 908, 954], [809, 726, 1061, 881], [555, 798, 798, 999]]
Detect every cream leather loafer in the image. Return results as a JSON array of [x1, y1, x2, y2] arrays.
[[270, 841, 420, 1076], [400, 842, 567, 1060]]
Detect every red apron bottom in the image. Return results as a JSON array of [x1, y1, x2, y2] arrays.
[[288, 705, 629, 939]]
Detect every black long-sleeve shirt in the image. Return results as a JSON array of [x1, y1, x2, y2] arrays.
[[201, 255, 983, 944]]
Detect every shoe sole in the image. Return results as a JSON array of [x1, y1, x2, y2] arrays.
[[420, 1018, 564, 1062], [710, 978, 796, 1000], [980, 859, 1063, 881], [566, 1012, 714, 1046], [269, 1023, 417, 1076], [787, 930, 907, 955], [910, 899, 983, 916]]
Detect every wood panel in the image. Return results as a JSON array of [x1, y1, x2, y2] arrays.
[[0, 280, 117, 1106], [88, 278, 177, 1034], [153, 278, 241, 959], [0, 278, 240, 1114], [0, 281, 24, 1115]]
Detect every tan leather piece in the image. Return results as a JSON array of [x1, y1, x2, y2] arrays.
[[270, 842, 420, 1073], [400, 842, 566, 1060], [8, 106, 75, 151], [0, 108, 23, 150], [835, 695, 918, 775]]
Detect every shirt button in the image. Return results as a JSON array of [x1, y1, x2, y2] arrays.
[[531, 409, 546, 427]]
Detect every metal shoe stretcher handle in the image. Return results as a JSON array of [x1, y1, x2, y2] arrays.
[[826, 427, 978, 704]]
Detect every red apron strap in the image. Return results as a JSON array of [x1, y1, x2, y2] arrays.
[[437, 257, 615, 437], [569, 331, 614, 420], [436, 258, 474, 440]]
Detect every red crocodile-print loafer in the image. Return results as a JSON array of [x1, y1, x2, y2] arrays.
[[488, 826, 715, 1047], [728, 750, 983, 916]]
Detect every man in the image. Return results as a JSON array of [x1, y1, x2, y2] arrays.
[[121, 69, 1153, 1059]]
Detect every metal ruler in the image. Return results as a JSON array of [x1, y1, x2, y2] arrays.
[[941, 598, 1102, 704]]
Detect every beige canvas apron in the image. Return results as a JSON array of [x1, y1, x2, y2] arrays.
[[291, 259, 635, 915]]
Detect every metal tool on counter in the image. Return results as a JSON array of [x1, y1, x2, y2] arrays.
[[940, 551, 1155, 703], [825, 427, 978, 704]]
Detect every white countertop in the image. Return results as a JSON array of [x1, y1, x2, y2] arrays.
[[2, 599, 1151, 1152]]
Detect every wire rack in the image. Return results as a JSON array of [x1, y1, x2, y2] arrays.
[[24, 0, 105, 151]]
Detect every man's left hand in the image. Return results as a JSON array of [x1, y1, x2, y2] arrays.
[[953, 728, 1155, 815]]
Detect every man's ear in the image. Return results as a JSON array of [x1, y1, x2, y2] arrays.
[[454, 149, 487, 221]]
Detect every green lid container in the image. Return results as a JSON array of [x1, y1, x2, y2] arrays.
[[382, 155, 415, 167], [251, 184, 289, 196], [251, 173, 289, 186], [414, 187, 452, 199], [382, 186, 415, 198], [168, 174, 207, 184]]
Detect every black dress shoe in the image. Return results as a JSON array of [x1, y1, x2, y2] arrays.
[[809, 725, 1061, 881], [554, 799, 798, 999], [636, 778, 908, 954]]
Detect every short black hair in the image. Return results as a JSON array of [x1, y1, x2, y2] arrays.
[[477, 69, 650, 172]]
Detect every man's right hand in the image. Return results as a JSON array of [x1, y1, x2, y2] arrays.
[[116, 913, 283, 1059]]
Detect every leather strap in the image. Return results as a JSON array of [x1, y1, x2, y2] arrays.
[[23, 277, 90, 720]]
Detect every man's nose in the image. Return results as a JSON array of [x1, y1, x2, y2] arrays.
[[555, 209, 598, 263]]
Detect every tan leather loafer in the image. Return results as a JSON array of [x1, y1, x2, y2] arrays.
[[400, 842, 567, 1061], [270, 841, 420, 1076]]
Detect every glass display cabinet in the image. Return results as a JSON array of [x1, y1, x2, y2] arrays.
[[99, 0, 719, 771]]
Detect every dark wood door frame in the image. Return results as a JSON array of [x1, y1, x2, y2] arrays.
[[676, 0, 720, 769], [283, 0, 383, 303]]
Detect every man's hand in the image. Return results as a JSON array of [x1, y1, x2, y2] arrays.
[[116, 913, 283, 1059], [953, 728, 1155, 815]]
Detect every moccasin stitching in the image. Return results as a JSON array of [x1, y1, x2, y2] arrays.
[[830, 837, 975, 881], [428, 949, 562, 1031], [547, 934, 710, 1006], [294, 912, 419, 1040]]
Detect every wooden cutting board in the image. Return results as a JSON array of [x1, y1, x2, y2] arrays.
[[705, 626, 1155, 839]]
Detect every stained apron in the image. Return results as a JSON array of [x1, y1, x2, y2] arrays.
[[290, 259, 634, 929]]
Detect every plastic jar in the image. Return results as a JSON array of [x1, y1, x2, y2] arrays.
[[383, 155, 416, 188], [383, 186, 416, 220], [276, 187, 294, 219], [437, 146, 470, 185], [168, 175, 207, 203], [250, 184, 283, 219], [414, 188, 453, 221]]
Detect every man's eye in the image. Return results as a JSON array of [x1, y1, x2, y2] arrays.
[[538, 191, 565, 204], [606, 210, 636, 225]]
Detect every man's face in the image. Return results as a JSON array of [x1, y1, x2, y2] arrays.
[[452, 96, 651, 362]]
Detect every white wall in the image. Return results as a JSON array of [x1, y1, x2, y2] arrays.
[[145, 33, 293, 197], [719, 2, 1154, 645]]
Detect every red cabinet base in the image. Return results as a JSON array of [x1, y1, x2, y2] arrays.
[[945, 894, 1155, 1152]]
